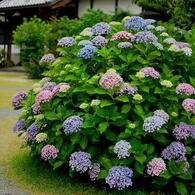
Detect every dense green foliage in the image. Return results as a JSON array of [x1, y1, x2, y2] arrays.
[[133, 0, 195, 28], [14, 17, 195, 194]]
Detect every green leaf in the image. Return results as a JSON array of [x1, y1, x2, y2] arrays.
[[70, 134, 81, 144], [98, 170, 108, 179], [159, 170, 172, 179], [80, 136, 88, 150], [175, 181, 187, 195], [105, 130, 116, 141], [152, 134, 169, 144], [115, 95, 129, 102], [100, 99, 113, 107], [146, 143, 155, 155], [44, 111, 59, 120], [134, 153, 147, 163], [53, 161, 65, 170], [134, 105, 145, 119], [135, 162, 144, 174], [98, 122, 109, 133], [99, 157, 112, 169], [121, 104, 131, 113]]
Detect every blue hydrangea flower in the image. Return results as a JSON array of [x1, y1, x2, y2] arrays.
[[91, 22, 111, 35], [146, 25, 155, 30], [114, 140, 131, 159], [152, 42, 164, 50], [69, 151, 91, 173], [63, 116, 83, 134], [117, 42, 133, 49], [105, 166, 133, 190], [13, 120, 26, 133], [143, 116, 165, 132], [161, 141, 186, 161], [154, 110, 169, 123], [26, 122, 39, 140], [124, 16, 147, 30], [77, 45, 97, 59], [132, 31, 158, 43], [78, 40, 93, 46], [183, 161, 190, 173], [57, 37, 76, 47]]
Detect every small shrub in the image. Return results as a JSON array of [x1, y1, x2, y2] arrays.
[[13, 16, 195, 194]]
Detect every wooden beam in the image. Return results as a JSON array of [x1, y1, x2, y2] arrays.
[[51, 0, 71, 9], [90, 0, 94, 9], [115, 0, 119, 13]]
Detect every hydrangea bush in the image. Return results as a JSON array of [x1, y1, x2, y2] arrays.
[[12, 16, 195, 194]]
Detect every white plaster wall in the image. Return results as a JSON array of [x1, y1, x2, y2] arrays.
[[118, 0, 142, 14], [93, 0, 115, 15], [78, 0, 90, 17]]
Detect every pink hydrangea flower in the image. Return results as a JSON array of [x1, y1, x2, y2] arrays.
[[182, 98, 195, 113], [139, 67, 160, 79], [32, 103, 41, 114], [147, 158, 166, 176], [176, 83, 195, 95], [35, 90, 53, 104], [111, 31, 134, 41], [99, 72, 123, 89], [41, 144, 59, 161], [175, 42, 189, 49]]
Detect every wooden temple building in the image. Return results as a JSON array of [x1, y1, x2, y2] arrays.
[[0, 0, 141, 65]]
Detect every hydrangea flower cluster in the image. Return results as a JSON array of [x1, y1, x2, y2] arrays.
[[146, 25, 155, 30], [175, 42, 189, 49], [12, 91, 28, 108], [57, 37, 76, 47], [116, 83, 137, 95], [52, 83, 70, 94], [32, 103, 41, 114], [111, 31, 134, 40], [41, 144, 59, 161], [154, 110, 169, 123], [69, 151, 91, 173], [39, 54, 55, 64], [168, 44, 180, 52], [114, 140, 131, 159], [99, 72, 123, 89], [124, 16, 147, 30], [35, 90, 53, 104], [77, 45, 97, 59], [145, 19, 156, 25], [42, 82, 56, 91], [35, 133, 48, 143], [139, 67, 160, 79], [91, 22, 111, 35], [155, 26, 166, 31], [63, 116, 83, 134], [105, 166, 133, 190], [176, 83, 195, 95], [147, 158, 166, 176], [88, 163, 100, 181], [143, 116, 165, 133], [163, 38, 176, 44], [152, 42, 163, 50], [160, 80, 173, 88], [92, 36, 108, 47], [13, 120, 26, 133], [162, 141, 186, 161], [26, 122, 39, 140], [118, 42, 133, 48], [182, 98, 195, 113], [90, 99, 101, 106], [80, 27, 93, 37], [181, 47, 192, 56], [132, 31, 158, 43], [78, 40, 92, 46]]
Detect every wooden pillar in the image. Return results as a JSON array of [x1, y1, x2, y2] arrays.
[[115, 0, 119, 13], [90, 0, 94, 9]]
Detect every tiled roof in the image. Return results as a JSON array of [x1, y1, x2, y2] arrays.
[[0, 0, 59, 9]]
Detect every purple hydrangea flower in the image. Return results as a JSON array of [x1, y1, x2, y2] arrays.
[[92, 36, 108, 47], [78, 40, 92, 46], [161, 141, 186, 161], [175, 42, 189, 49], [52, 83, 70, 94], [88, 163, 100, 181], [163, 38, 176, 44], [173, 122, 194, 140], [140, 67, 160, 79], [13, 120, 26, 133], [114, 140, 131, 159], [118, 42, 133, 48], [77, 45, 97, 59], [132, 31, 158, 43], [124, 16, 147, 30], [143, 116, 165, 133], [41, 144, 59, 161], [12, 91, 28, 108], [116, 83, 137, 95], [39, 54, 55, 64], [188, 30, 192, 35], [91, 22, 111, 35], [176, 83, 195, 95], [183, 161, 190, 172], [57, 37, 76, 47], [111, 31, 134, 41], [35, 90, 53, 104], [147, 158, 166, 176], [69, 151, 91, 173], [63, 116, 83, 134], [105, 166, 133, 190], [154, 110, 169, 123], [182, 98, 195, 113], [99, 72, 123, 89], [42, 82, 56, 91], [32, 103, 41, 114], [26, 122, 39, 140]]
